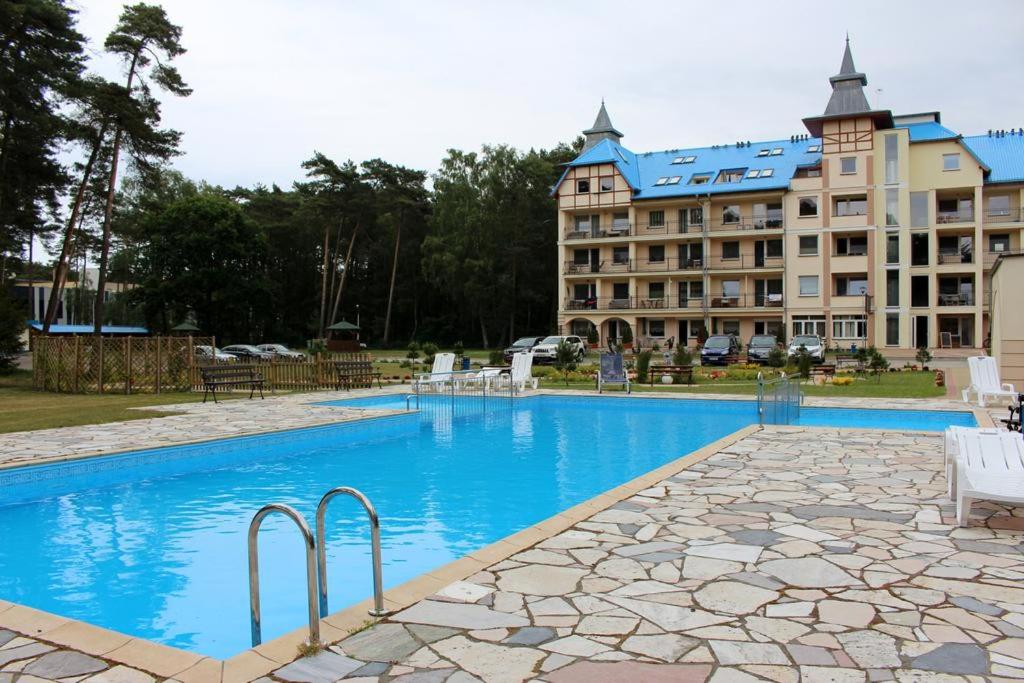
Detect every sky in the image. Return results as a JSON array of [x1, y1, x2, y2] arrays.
[[70, 0, 1024, 190]]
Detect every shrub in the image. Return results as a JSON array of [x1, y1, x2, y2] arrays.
[[636, 350, 653, 383], [832, 376, 854, 386], [421, 342, 439, 363], [866, 346, 889, 379], [672, 345, 693, 366], [766, 347, 786, 368], [0, 291, 24, 374], [586, 326, 599, 345], [795, 345, 812, 379], [453, 341, 464, 357], [621, 325, 633, 345], [554, 340, 578, 385], [406, 341, 420, 361], [652, 343, 660, 352], [915, 345, 932, 366], [488, 349, 504, 365]]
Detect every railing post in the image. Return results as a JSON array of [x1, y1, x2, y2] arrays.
[[315, 487, 387, 619]]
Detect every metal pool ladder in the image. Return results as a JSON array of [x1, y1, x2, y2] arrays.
[[246, 487, 387, 647]]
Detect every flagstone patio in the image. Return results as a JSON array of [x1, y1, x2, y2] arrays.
[[4, 423, 1024, 682]]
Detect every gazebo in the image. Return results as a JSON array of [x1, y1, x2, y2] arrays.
[[326, 320, 361, 352], [171, 322, 200, 336]]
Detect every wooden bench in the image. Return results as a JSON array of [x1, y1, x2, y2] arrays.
[[835, 354, 863, 370], [333, 360, 383, 390], [808, 364, 837, 379], [200, 365, 265, 403], [648, 365, 694, 386]]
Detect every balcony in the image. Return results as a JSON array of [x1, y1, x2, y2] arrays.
[[563, 296, 703, 312], [937, 292, 976, 307], [937, 251, 974, 265], [708, 215, 784, 233], [936, 208, 975, 225], [635, 220, 706, 237], [564, 222, 633, 240], [706, 254, 785, 270], [706, 293, 784, 309], [984, 208, 1023, 224], [562, 257, 704, 275]]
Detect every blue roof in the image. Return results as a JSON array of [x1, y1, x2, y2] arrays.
[[898, 121, 959, 143], [562, 137, 822, 200], [962, 133, 1024, 184], [29, 322, 149, 335]]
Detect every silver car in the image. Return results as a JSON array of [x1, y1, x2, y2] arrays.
[[787, 334, 825, 363], [257, 343, 304, 359]]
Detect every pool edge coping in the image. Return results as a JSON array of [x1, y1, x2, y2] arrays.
[[0, 420, 764, 682]]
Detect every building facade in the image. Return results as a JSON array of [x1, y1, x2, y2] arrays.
[[554, 42, 1024, 352]]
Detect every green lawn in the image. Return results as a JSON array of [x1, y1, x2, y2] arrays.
[[0, 370, 241, 434]]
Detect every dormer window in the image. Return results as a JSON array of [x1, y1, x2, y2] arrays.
[[715, 168, 747, 184], [689, 174, 711, 185], [577, 179, 590, 193]]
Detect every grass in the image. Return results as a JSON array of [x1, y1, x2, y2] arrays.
[[538, 370, 946, 399], [0, 370, 242, 434]]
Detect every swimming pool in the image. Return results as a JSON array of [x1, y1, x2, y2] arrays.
[[0, 395, 974, 658]]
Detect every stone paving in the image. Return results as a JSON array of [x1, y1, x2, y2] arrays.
[[257, 426, 1024, 682]]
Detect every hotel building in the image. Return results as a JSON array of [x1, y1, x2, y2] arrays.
[[554, 41, 1024, 352]]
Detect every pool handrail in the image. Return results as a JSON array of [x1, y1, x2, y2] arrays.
[[247, 503, 320, 647], [315, 487, 388, 619]]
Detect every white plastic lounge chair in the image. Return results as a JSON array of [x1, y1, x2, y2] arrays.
[[945, 426, 1024, 526], [504, 351, 538, 392], [962, 356, 1017, 407], [943, 425, 1004, 497], [597, 353, 631, 394], [414, 353, 456, 389]]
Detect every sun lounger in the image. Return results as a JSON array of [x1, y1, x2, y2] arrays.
[[597, 353, 631, 394], [962, 356, 1017, 407], [945, 426, 1024, 526], [414, 353, 456, 390]]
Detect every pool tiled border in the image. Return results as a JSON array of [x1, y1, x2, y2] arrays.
[[0, 388, 996, 681]]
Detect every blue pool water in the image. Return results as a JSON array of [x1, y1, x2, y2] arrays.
[[0, 395, 973, 658]]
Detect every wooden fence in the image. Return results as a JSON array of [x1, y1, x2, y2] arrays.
[[32, 335, 376, 394]]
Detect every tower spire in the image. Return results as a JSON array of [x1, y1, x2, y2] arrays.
[[582, 101, 624, 152], [802, 38, 893, 136]]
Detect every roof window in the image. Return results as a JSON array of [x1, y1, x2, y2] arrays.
[[746, 169, 761, 179], [756, 149, 770, 157], [672, 155, 696, 164], [689, 174, 711, 185], [654, 177, 668, 186], [807, 145, 821, 153], [770, 148, 783, 156], [667, 176, 681, 185], [761, 168, 774, 178]]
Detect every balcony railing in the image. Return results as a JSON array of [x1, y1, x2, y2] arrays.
[[831, 250, 869, 257], [936, 209, 975, 224], [984, 208, 1023, 224], [564, 222, 633, 240], [563, 257, 704, 275], [706, 254, 785, 270], [937, 251, 974, 265], [562, 294, 785, 311], [705, 293, 785, 309], [937, 292, 976, 307], [708, 215, 784, 232]]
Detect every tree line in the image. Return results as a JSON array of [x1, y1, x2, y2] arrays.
[[0, 0, 580, 352]]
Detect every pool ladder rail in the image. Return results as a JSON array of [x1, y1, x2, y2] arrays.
[[247, 486, 388, 647]]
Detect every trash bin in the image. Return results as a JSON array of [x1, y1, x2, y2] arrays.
[[461, 356, 470, 370]]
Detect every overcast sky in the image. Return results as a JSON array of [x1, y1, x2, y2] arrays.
[[71, 0, 1024, 190]]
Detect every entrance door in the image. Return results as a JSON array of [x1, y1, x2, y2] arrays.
[[913, 315, 929, 348], [754, 240, 765, 267], [678, 320, 689, 342], [589, 248, 600, 273], [607, 320, 620, 343]]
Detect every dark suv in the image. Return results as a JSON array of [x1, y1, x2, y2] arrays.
[[700, 334, 739, 366], [746, 334, 779, 364], [503, 336, 545, 363]]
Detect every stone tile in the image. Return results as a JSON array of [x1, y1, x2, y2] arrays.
[[910, 643, 989, 675], [682, 543, 762, 563], [837, 631, 900, 668], [575, 615, 639, 636], [273, 651, 363, 683], [0, 643, 54, 668], [337, 623, 420, 662], [391, 601, 530, 630], [709, 640, 789, 665], [496, 565, 588, 595], [22, 651, 107, 679], [621, 634, 699, 662], [693, 582, 779, 615], [759, 558, 861, 588], [545, 661, 713, 682], [818, 600, 876, 628], [431, 636, 544, 683], [503, 626, 556, 646]]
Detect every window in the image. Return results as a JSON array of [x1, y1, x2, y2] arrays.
[[884, 134, 898, 184], [666, 176, 681, 185], [672, 157, 685, 164], [943, 153, 960, 171], [796, 165, 822, 179], [834, 195, 867, 217], [756, 149, 770, 157], [649, 320, 665, 337], [612, 282, 629, 300], [833, 315, 867, 339], [938, 235, 972, 264], [760, 168, 774, 178], [911, 233, 929, 266], [612, 212, 629, 229], [574, 215, 592, 232], [672, 155, 696, 164], [799, 275, 819, 296], [722, 280, 740, 298], [654, 177, 668, 186], [911, 275, 929, 308], [886, 234, 900, 264], [681, 207, 703, 231], [648, 245, 665, 263], [799, 235, 818, 255], [689, 279, 703, 298], [770, 148, 783, 156], [807, 145, 821, 153], [937, 196, 973, 223], [746, 170, 761, 179], [765, 239, 783, 258], [990, 234, 1011, 253], [572, 249, 589, 265], [886, 188, 899, 226], [716, 168, 746, 184], [834, 235, 867, 256], [722, 320, 740, 335], [792, 315, 826, 337], [886, 270, 900, 307], [722, 241, 740, 259], [599, 177, 614, 192], [576, 179, 590, 193], [756, 202, 783, 228], [886, 314, 899, 346], [835, 275, 868, 296], [799, 197, 818, 217], [648, 210, 665, 227], [689, 174, 710, 185], [910, 191, 929, 227], [988, 195, 1011, 217], [612, 246, 629, 264], [840, 157, 857, 174], [722, 205, 740, 224], [648, 282, 665, 299]]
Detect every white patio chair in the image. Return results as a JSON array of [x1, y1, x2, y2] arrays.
[[962, 356, 1018, 407], [945, 426, 1024, 526], [504, 351, 538, 392], [414, 353, 456, 391]]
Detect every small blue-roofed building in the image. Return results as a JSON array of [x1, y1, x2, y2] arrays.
[[555, 39, 1024, 354]]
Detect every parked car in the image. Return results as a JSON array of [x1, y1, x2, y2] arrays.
[[257, 343, 305, 359], [194, 345, 236, 363], [222, 344, 275, 361], [746, 334, 779, 364], [788, 334, 826, 363], [531, 335, 587, 364], [700, 334, 739, 366], [503, 336, 545, 363]]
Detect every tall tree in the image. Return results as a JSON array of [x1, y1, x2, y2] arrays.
[[0, 0, 87, 285], [92, 2, 190, 334]]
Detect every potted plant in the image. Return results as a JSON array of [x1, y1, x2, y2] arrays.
[[915, 345, 932, 371], [621, 324, 634, 351]]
